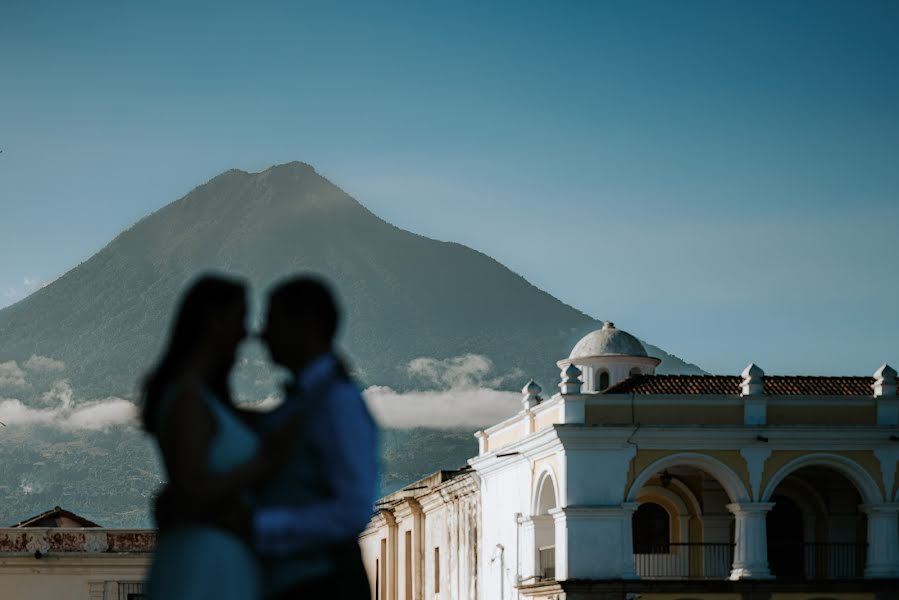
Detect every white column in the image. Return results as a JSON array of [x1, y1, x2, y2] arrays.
[[861, 503, 899, 578], [727, 502, 774, 580], [620, 502, 639, 579], [518, 517, 537, 581]]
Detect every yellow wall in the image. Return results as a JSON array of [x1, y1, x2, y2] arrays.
[[627, 450, 751, 499], [767, 404, 875, 425], [484, 425, 522, 453], [534, 408, 560, 432], [760, 450, 884, 498], [585, 404, 743, 425]]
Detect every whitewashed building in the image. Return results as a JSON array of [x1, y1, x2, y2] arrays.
[[0, 507, 153, 600], [361, 322, 899, 600]]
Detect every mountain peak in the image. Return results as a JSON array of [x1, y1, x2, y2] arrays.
[[254, 161, 318, 177]]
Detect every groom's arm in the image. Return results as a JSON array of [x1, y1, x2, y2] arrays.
[[253, 382, 377, 555]]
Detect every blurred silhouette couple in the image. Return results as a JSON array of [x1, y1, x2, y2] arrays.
[[141, 274, 376, 600]]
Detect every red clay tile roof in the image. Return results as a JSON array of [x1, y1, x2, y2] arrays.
[[604, 374, 876, 396]]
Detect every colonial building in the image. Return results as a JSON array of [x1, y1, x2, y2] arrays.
[[361, 322, 899, 600], [0, 507, 153, 600]]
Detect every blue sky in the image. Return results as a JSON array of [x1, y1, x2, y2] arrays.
[[1, 0, 897, 375]]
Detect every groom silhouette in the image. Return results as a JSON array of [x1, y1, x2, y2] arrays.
[[253, 276, 376, 599]]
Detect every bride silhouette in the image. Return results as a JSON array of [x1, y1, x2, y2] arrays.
[[141, 275, 293, 600]]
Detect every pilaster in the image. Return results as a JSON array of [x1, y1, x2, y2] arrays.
[[550, 505, 638, 581]]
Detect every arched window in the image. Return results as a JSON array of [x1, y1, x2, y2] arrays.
[[633, 502, 669, 554], [597, 370, 610, 391], [629, 367, 642, 377]]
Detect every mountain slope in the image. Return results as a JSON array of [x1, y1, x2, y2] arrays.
[[0, 162, 701, 527], [0, 161, 700, 400]]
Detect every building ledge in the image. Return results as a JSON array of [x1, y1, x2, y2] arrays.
[[517, 578, 899, 597]]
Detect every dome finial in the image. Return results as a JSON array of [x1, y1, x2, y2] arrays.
[[874, 363, 897, 398], [741, 363, 765, 396], [602, 321, 615, 330], [521, 379, 542, 409], [559, 363, 583, 395]]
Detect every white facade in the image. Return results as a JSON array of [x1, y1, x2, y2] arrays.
[[0, 528, 153, 600], [361, 323, 899, 599]]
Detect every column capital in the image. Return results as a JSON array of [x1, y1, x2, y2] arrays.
[[726, 502, 775, 516], [549, 505, 637, 524], [376, 508, 397, 526], [620, 501, 639, 514], [859, 502, 899, 516], [393, 497, 422, 521]]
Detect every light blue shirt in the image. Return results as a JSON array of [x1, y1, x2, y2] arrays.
[[254, 353, 377, 556]]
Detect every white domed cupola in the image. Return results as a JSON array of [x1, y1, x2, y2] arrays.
[[558, 321, 661, 392]]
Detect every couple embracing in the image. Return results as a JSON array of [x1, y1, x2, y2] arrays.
[[141, 275, 376, 599]]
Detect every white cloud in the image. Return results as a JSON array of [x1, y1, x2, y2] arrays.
[[23, 355, 66, 373], [0, 361, 28, 388], [364, 385, 520, 429], [64, 397, 138, 430], [0, 379, 137, 431], [407, 354, 523, 389], [364, 354, 525, 428]]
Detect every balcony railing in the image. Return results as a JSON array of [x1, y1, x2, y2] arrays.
[[770, 542, 866, 579], [634, 542, 866, 580], [538, 545, 556, 580], [634, 543, 733, 579]]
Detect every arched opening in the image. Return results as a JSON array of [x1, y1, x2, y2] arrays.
[[537, 475, 557, 515], [767, 494, 805, 578], [629, 367, 642, 377], [766, 466, 868, 579], [597, 370, 610, 391], [533, 472, 558, 580], [633, 502, 670, 554], [628, 456, 745, 579]]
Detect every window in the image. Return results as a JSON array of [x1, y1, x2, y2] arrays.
[[598, 370, 610, 391], [629, 367, 641, 377], [405, 531, 412, 600], [434, 547, 440, 593], [380, 538, 387, 600], [375, 558, 380, 600], [117, 582, 145, 600], [632, 502, 670, 554]]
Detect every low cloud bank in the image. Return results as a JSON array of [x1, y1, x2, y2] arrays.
[[407, 353, 522, 389], [0, 380, 137, 431], [365, 354, 523, 429], [0, 361, 28, 388], [24, 354, 66, 373], [364, 385, 519, 429], [0, 353, 524, 431], [0, 354, 67, 390]]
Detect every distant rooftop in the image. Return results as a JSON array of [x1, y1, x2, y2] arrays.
[[11, 506, 100, 528]]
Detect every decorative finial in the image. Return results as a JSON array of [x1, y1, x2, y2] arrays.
[[741, 363, 764, 396], [874, 363, 897, 397], [602, 321, 615, 330], [559, 363, 583, 395], [521, 379, 542, 409]]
